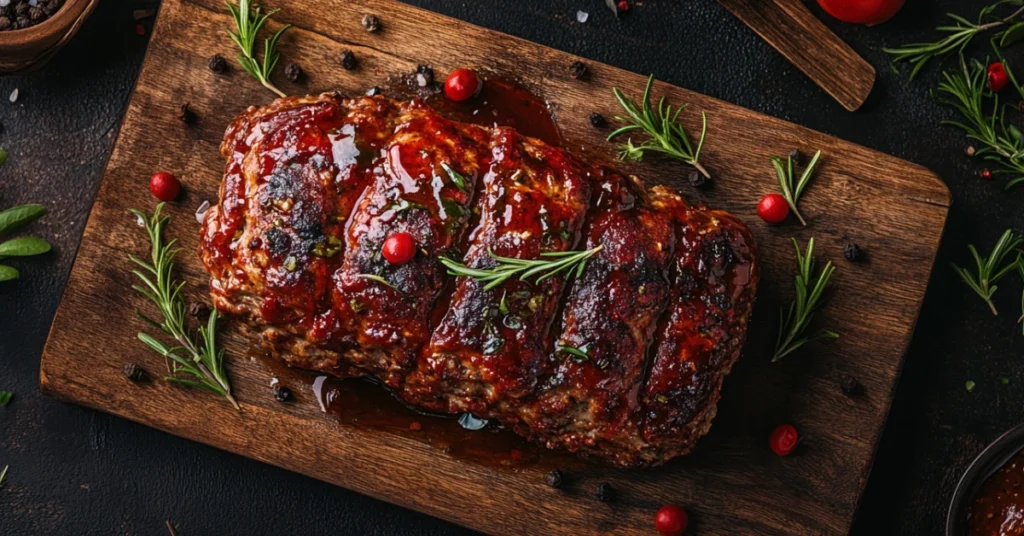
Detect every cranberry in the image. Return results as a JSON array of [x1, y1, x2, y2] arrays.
[[618, 1, 630, 12], [654, 505, 688, 535], [769, 424, 799, 456], [444, 68, 482, 102], [382, 232, 417, 264], [149, 172, 181, 201], [980, 168, 993, 180], [988, 62, 1009, 92], [757, 193, 789, 224]]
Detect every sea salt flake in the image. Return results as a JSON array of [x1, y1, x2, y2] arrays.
[[269, 377, 279, 387], [576, 10, 589, 23], [194, 200, 211, 224], [136, 214, 145, 227], [0, 1, 11, 8], [8, 88, 17, 103]]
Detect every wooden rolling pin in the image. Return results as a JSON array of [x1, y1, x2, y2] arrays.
[[716, 0, 875, 111]]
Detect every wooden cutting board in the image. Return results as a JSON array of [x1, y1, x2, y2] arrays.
[[38, 0, 950, 534]]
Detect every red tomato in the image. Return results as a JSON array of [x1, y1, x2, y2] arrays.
[[149, 172, 181, 201], [382, 232, 417, 264], [817, 0, 904, 25], [769, 424, 799, 456], [444, 68, 482, 102], [757, 193, 790, 224], [654, 505, 688, 535]]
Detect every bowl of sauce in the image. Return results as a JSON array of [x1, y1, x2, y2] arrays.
[[948, 422, 1024, 536]]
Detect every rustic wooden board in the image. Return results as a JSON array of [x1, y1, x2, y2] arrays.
[[38, 0, 950, 534]]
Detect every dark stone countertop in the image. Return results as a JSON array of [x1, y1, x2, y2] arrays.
[[0, 0, 1018, 534]]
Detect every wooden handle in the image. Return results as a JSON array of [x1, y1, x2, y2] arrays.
[[717, 0, 875, 111]]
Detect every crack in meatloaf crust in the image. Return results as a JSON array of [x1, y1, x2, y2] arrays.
[[200, 92, 759, 467]]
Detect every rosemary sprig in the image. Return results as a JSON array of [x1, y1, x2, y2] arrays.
[[354, 273, 400, 292], [883, 1, 1024, 79], [1017, 254, 1024, 331], [226, 0, 291, 98], [937, 57, 1024, 189], [608, 75, 709, 178], [440, 246, 602, 291], [440, 162, 467, 190], [129, 204, 238, 409], [770, 150, 822, 227], [952, 228, 1022, 316], [556, 344, 590, 363], [773, 238, 838, 362]]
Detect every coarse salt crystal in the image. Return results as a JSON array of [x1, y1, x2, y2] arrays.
[[576, 10, 589, 23], [0, 1, 11, 8], [270, 377, 279, 387], [8, 88, 17, 103], [136, 214, 145, 227], [415, 73, 429, 87], [194, 200, 211, 223]]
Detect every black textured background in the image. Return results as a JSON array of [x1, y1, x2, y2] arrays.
[[0, 0, 1018, 534]]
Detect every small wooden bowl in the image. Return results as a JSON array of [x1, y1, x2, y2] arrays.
[[0, 0, 98, 74]]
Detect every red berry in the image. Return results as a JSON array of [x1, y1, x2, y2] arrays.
[[769, 424, 799, 456], [149, 172, 181, 201], [444, 68, 482, 102], [757, 193, 790, 224], [654, 505, 688, 535], [988, 62, 1009, 92], [980, 168, 993, 180], [382, 232, 417, 264], [135, 23, 146, 36], [618, 1, 630, 11]]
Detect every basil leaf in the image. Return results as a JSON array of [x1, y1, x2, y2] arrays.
[[0, 204, 45, 237], [0, 265, 16, 281], [0, 237, 51, 257]]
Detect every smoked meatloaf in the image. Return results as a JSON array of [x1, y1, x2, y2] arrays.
[[200, 92, 759, 467]]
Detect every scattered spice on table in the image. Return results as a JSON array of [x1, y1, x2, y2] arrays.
[[339, 49, 358, 70], [273, 385, 292, 402], [839, 375, 862, 396], [366, 86, 382, 96], [588, 112, 607, 128], [0, 391, 11, 406], [688, 169, 708, 189], [415, 64, 435, 87], [177, 103, 196, 124], [8, 88, 17, 103], [569, 61, 589, 80], [596, 482, 616, 503], [576, 10, 589, 24], [188, 301, 210, 319], [546, 469, 565, 489], [284, 62, 304, 83], [122, 363, 149, 382], [844, 243, 864, 262], [208, 54, 227, 74], [964, 144, 976, 157], [361, 13, 380, 32]]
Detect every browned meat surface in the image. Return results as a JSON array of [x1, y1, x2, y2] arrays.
[[200, 92, 759, 467]]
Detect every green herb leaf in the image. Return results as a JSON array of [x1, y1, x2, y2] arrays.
[[608, 75, 709, 178], [441, 162, 467, 190], [226, 0, 291, 98], [354, 273, 400, 292], [966, 379, 977, 392], [556, 343, 591, 362], [1000, 376, 1011, 385], [129, 204, 238, 409], [0, 204, 45, 237], [770, 150, 823, 227], [0, 391, 11, 406], [772, 237, 839, 362], [0, 147, 7, 167], [0, 236, 50, 258], [0, 265, 17, 281], [440, 245, 602, 292], [0, 465, 7, 487], [952, 229, 1022, 315], [1001, 20, 1024, 46]]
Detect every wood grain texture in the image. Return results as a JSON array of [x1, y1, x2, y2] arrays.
[[38, 0, 948, 534], [717, 0, 876, 111]]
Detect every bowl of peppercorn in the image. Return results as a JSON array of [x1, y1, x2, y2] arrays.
[[0, 0, 97, 73]]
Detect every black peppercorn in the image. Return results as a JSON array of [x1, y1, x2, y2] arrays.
[[340, 49, 358, 70], [14, 2, 28, 17], [27, 6, 43, 22], [415, 64, 434, 87], [588, 112, 607, 128], [188, 301, 210, 318], [361, 13, 380, 32], [569, 61, 589, 81], [284, 62, 304, 83], [839, 375, 863, 396], [273, 385, 293, 402], [596, 483, 616, 503], [366, 86, 382, 97], [0, 16, 11, 31], [844, 243, 864, 262], [546, 470, 565, 489], [15, 16, 29, 29], [789, 149, 802, 166], [688, 169, 708, 189], [177, 102, 196, 124], [208, 54, 227, 74], [123, 363, 149, 382]]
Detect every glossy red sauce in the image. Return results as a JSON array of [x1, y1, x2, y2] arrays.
[[970, 449, 1024, 536]]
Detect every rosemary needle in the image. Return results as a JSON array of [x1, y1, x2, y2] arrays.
[[773, 237, 838, 362], [129, 204, 239, 409], [226, 0, 291, 98], [771, 150, 823, 227], [440, 246, 602, 291], [952, 228, 1022, 316], [608, 75, 709, 178]]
